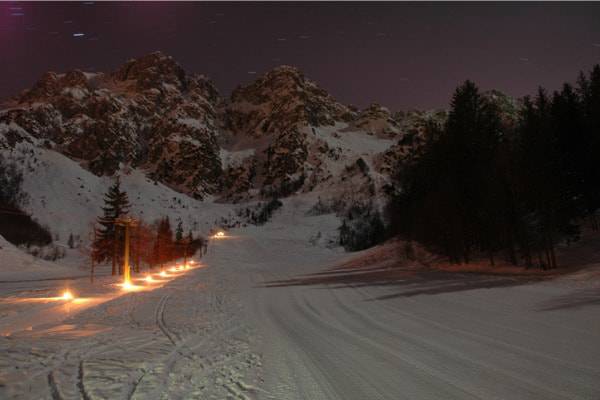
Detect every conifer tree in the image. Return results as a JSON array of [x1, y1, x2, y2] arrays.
[[153, 216, 174, 268], [92, 176, 130, 275], [175, 220, 184, 243], [578, 65, 600, 226]]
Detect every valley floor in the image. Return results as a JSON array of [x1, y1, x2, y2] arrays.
[[1, 199, 599, 399]]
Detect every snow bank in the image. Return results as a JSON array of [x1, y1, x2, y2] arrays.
[[0, 235, 81, 281]]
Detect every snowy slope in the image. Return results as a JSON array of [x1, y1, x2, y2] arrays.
[[2, 143, 236, 246], [0, 234, 80, 281], [209, 202, 600, 400], [0, 197, 599, 399]]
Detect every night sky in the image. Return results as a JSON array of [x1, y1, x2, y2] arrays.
[[2, 2, 600, 110]]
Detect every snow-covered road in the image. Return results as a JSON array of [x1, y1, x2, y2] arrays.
[[0, 260, 263, 399], [1, 200, 600, 399], [212, 233, 600, 400]]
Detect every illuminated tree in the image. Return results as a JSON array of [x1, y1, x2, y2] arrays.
[[92, 176, 130, 275]]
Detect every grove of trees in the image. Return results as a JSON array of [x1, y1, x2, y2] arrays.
[[0, 154, 52, 247], [91, 177, 206, 275], [389, 65, 600, 269]]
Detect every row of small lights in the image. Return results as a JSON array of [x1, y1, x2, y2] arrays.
[[60, 231, 227, 301], [61, 260, 196, 300]]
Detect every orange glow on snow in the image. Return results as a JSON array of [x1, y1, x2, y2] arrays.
[[62, 290, 74, 300], [120, 279, 141, 291]]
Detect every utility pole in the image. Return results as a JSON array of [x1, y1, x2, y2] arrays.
[[115, 217, 138, 286], [135, 223, 141, 273], [183, 237, 189, 267], [90, 226, 96, 284]]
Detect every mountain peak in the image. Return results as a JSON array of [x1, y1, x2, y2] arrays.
[[265, 65, 303, 78], [227, 65, 352, 138], [114, 51, 186, 89]]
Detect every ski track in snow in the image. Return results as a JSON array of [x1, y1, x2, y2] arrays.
[[0, 199, 599, 399]]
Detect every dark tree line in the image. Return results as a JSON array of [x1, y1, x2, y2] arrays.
[[91, 177, 206, 275], [0, 154, 52, 246], [389, 65, 600, 269]]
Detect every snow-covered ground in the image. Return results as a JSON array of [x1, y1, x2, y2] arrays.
[[2, 144, 235, 244], [0, 198, 599, 399]]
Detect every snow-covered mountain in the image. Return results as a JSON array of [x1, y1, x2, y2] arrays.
[[218, 64, 446, 202], [1, 52, 222, 199], [0, 51, 453, 251], [1, 52, 444, 205]]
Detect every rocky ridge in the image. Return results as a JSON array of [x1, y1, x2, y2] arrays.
[[0, 52, 446, 203]]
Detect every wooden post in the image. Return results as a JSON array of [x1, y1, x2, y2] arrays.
[[115, 217, 138, 285], [123, 223, 131, 284], [135, 224, 141, 273], [183, 239, 188, 267], [91, 225, 96, 284]]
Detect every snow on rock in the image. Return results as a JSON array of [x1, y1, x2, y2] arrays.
[[219, 147, 255, 169], [0, 51, 454, 207], [0, 52, 223, 198]]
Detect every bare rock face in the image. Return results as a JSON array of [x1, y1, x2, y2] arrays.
[[224, 65, 354, 139], [0, 52, 222, 198], [354, 103, 401, 138], [220, 66, 358, 199]]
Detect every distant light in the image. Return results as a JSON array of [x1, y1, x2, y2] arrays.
[[62, 290, 74, 300], [145, 275, 153, 283], [73, 33, 85, 37], [170, 267, 177, 272], [159, 271, 167, 277], [216, 231, 225, 237]]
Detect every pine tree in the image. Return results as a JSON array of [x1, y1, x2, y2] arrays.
[[0, 154, 27, 210], [92, 176, 130, 275], [175, 220, 184, 243], [578, 65, 600, 227], [390, 69, 599, 269], [154, 216, 174, 269]]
